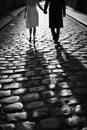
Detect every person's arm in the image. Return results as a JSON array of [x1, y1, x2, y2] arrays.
[[37, 2, 44, 11], [44, 0, 49, 14], [62, 0, 66, 17]]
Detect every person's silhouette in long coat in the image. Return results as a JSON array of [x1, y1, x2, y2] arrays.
[[44, 0, 66, 46]]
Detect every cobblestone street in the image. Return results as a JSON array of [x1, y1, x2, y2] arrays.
[[0, 8, 87, 130]]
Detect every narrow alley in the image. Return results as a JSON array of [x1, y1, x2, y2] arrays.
[[0, 5, 87, 130]]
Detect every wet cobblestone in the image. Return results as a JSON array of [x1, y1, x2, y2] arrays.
[[0, 9, 87, 130]]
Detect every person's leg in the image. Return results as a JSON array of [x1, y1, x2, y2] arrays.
[[29, 28, 32, 42], [33, 27, 36, 40], [51, 28, 56, 41], [56, 28, 60, 42]]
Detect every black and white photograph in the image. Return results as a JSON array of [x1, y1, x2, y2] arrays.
[[0, 0, 87, 130]]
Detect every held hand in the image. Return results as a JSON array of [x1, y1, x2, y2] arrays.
[[43, 10, 47, 14]]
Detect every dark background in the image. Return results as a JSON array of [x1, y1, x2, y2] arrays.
[[0, 0, 87, 17]]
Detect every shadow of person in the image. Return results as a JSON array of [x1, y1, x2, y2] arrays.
[[28, 38, 38, 49], [54, 43, 87, 127], [14, 40, 87, 130], [57, 43, 87, 95], [20, 44, 54, 125]]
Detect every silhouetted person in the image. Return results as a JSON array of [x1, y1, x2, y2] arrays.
[[25, 0, 44, 42], [44, 0, 66, 46]]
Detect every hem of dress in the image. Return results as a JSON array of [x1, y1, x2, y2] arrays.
[[26, 25, 38, 28]]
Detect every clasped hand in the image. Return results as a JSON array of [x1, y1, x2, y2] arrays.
[[43, 10, 47, 14]]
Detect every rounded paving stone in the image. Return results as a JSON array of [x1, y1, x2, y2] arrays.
[[59, 89, 72, 97], [29, 86, 45, 92], [47, 97, 60, 104], [38, 118, 61, 130], [16, 77, 28, 82], [16, 121, 36, 130], [61, 105, 73, 117], [75, 105, 83, 115], [13, 88, 26, 95], [42, 90, 55, 99], [58, 82, 73, 89], [4, 102, 23, 112], [7, 112, 27, 122], [0, 124, 15, 130], [82, 127, 87, 130], [0, 79, 13, 84], [68, 98, 78, 106], [32, 108, 49, 118], [48, 84, 56, 89], [65, 115, 85, 127], [3, 83, 22, 90], [23, 93, 39, 102], [0, 96, 20, 104], [0, 90, 11, 97], [26, 101, 44, 110]]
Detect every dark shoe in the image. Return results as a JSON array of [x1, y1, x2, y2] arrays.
[[55, 41, 61, 49], [54, 40, 59, 45]]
